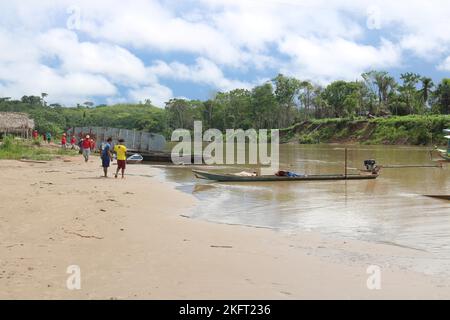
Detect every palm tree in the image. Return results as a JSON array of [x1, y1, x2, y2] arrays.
[[419, 77, 434, 108], [362, 71, 397, 114]]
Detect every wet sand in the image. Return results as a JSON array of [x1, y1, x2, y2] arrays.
[[1, 157, 450, 299]]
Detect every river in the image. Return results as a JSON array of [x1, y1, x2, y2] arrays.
[[156, 144, 449, 262]]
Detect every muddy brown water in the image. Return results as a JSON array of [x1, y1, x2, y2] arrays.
[[156, 144, 449, 273]]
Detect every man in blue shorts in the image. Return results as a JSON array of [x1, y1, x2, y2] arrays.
[[101, 137, 113, 178]]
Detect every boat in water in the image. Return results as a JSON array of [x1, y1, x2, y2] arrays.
[[425, 195, 450, 201], [434, 129, 450, 161], [193, 170, 378, 182], [126, 153, 144, 164]]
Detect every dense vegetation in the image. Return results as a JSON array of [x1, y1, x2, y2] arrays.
[[281, 115, 450, 145], [1, 71, 449, 145]]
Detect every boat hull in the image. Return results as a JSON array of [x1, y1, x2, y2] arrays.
[[193, 170, 378, 182], [438, 152, 450, 161], [425, 195, 450, 201]]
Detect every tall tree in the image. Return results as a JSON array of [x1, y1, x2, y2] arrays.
[[321, 81, 363, 118], [362, 71, 396, 114], [272, 74, 302, 127], [299, 81, 315, 117], [399, 72, 422, 114], [433, 79, 450, 114], [419, 77, 434, 108], [251, 83, 278, 129]]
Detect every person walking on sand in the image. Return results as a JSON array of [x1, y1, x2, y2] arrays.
[[101, 137, 113, 178], [90, 138, 96, 152], [61, 133, 67, 150], [114, 139, 127, 179], [82, 135, 92, 162]]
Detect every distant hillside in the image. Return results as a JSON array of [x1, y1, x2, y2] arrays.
[[280, 115, 450, 146]]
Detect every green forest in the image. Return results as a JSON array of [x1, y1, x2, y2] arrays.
[[1, 71, 449, 145]]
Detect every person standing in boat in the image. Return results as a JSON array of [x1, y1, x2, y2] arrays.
[[114, 139, 127, 179], [101, 137, 113, 178]]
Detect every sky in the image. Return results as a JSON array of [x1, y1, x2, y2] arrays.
[[0, 0, 449, 107]]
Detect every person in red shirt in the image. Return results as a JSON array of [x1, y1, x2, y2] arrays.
[[81, 135, 92, 162], [70, 136, 76, 149], [32, 130, 38, 140], [90, 138, 96, 151], [61, 133, 67, 149]]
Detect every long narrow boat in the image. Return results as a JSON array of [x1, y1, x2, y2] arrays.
[[435, 131, 450, 161], [425, 195, 450, 201], [437, 149, 450, 161], [193, 170, 379, 182]]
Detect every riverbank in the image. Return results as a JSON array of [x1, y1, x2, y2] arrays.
[[1, 157, 450, 299], [281, 115, 450, 146]]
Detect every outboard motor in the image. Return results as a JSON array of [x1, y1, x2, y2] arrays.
[[364, 160, 378, 173]]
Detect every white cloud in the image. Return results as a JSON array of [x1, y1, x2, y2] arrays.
[[279, 37, 401, 83], [38, 29, 153, 86], [438, 56, 450, 72], [1, 0, 450, 106], [149, 58, 252, 91], [128, 84, 173, 107]]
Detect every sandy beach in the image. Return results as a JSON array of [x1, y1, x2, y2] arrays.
[[1, 156, 450, 300]]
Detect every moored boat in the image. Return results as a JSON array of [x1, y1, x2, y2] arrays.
[[437, 150, 450, 161], [193, 170, 378, 182], [434, 130, 450, 161], [126, 153, 144, 164], [425, 195, 450, 201]]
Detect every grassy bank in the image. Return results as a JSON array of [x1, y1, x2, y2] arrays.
[[0, 136, 78, 161], [281, 115, 450, 146]]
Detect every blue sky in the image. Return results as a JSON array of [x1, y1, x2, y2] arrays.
[[0, 0, 449, 107]]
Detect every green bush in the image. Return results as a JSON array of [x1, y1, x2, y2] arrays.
[[0, 136, 77, 160]]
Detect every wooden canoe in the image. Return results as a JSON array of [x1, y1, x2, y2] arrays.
[[193, 170, 379, 182], [425, 195, 450, 201], [438, 151, 450, 161]]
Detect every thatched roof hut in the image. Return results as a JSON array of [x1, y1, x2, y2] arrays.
[[0, 112, 35, 137]]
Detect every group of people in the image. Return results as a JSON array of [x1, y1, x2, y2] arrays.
[[100, 137, 127, 179], [32, 130, 55, 144], [60, 133, 78, 150], [32, 130, 127, 178], [77, 135, 126, 178], [32, 130, 77, 149]]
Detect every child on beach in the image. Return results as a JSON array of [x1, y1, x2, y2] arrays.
[[114, 139, 127, 179]]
